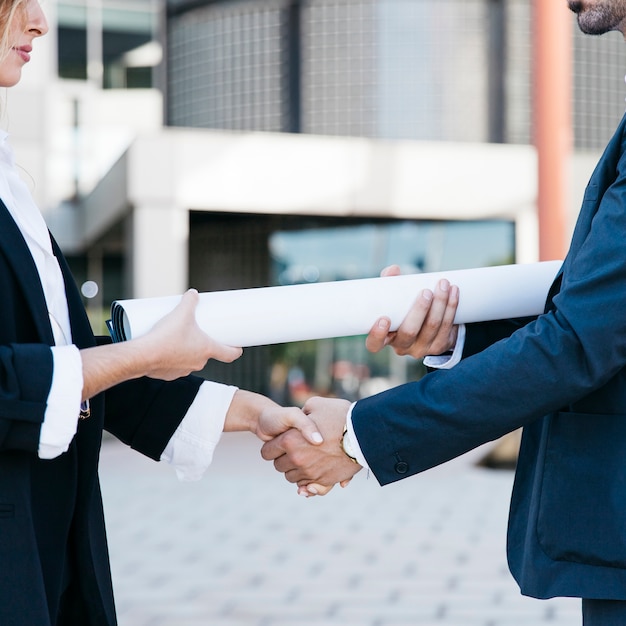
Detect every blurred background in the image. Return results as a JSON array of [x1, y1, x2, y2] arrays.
[[12, 0, 626, 410], [12, 3, 625, 623]]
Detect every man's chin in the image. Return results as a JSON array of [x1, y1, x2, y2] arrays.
[[568, 0, 585, 14]]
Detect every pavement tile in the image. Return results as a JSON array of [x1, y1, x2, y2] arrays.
[[99, 434, 582, 626]]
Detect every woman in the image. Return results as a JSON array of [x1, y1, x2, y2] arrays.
[[0, 2, 320, 624]]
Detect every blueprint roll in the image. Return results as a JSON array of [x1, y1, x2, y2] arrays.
[[109, 261, 562, 347]]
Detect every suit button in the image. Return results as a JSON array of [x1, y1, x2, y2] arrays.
[[395, 461, 409, 474]]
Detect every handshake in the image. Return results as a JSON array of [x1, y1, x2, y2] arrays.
[[234, 392, 359, 497], [231, 268, 460, 497]]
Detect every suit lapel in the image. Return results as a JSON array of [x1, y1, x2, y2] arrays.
[[0, 200, 54, 344], [543, 112, 626, 315], [50, 236, 96, 349]]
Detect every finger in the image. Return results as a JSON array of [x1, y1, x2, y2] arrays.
[[275, 457, 298, 476], [283, 411, 323, 445], [419, 279, 452, 337], [181, 287, 200, 307], [302, 395, 323, 415], [260, 435, 288, 461], [429, 284, 459, 354], [394, 280, 451, 354], [282, 466, 304, 484], [302, 483, 333, 496], [365, 317, 392, 353], [164, 289, 199, 327], [182, 289, 244, 363], [412, 280, 457, 354], [380, 264, 401, 278], [390, 288, 433, 352], [339, 478, 353, 488], [441, 284, 459, 326], [370, 266, 401, 352], [297, 485, 328, 498], [208, 340, 243, 363]]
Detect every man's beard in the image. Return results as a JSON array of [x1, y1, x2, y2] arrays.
[[568, 1, 626, 35]]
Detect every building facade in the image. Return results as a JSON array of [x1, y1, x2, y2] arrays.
[[18, 0, 622, 395], [165, 0, 626, 150]]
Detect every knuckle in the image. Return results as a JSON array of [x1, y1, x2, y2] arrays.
[[290, 450, 308, 467], [394, 345, 410, 357], [282, 429, 300, 445], [424, 317, 441, 334]]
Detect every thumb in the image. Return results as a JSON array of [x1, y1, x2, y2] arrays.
[[380, 264, 401, 278], [183, 290, 243, 363], [207, 338, 243, 363], [298, 483, 333, 497], [287, 411, 324, 445], [180, 288, 200, 312]]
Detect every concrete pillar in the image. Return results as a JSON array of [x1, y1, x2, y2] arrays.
[[533, 1, 572, 261], [131, 203, 189, 298]]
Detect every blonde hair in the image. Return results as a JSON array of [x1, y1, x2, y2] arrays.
[[0, 1, 25, 64]]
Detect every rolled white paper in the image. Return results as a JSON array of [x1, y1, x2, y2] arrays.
[[110, 261, 562, 347]]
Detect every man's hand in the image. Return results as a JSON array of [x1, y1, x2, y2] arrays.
[[261, 396, 361, 496], [365, 266, 460, 359]]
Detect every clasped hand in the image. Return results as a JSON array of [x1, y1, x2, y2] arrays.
[[261, 397, 361, 497]]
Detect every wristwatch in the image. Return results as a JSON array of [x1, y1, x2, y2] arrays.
[[340, 424, 359, 464]]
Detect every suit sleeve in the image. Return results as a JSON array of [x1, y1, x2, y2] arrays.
[[352, 127, 626, 485], [103, 374, 204, 461], [0, 343, 52, 453], [93, 335, 204, 460], [462, 317, 536, 358]]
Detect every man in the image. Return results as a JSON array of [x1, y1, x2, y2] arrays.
[[262, 2, 626, 624]]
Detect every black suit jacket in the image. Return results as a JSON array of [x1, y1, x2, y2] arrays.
[[352, 113, 626, 600], [0, 201, 203, 625]]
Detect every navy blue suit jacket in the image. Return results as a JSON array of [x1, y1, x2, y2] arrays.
[[0, 201, 203, 625], [352, 113, 626, 600]]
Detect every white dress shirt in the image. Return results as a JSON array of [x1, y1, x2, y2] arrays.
[[0, 130, 236, 479]]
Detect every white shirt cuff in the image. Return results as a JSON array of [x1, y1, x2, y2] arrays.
[[346, 324, 468, 474], [423, 323, 466, 370], [160, 381, 238, 482], [39, 345, 82, 460], [345, 402, 371, 471]]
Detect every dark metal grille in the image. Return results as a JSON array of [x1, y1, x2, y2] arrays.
[[167, 0, 288, 130]]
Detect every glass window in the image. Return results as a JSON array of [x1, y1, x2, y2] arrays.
[[57, 0, 160, 89], [58, 3, 88, 80], [267, 219, 515, 404]]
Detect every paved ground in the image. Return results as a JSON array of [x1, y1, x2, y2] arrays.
[[99, 434, 581, 626]]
